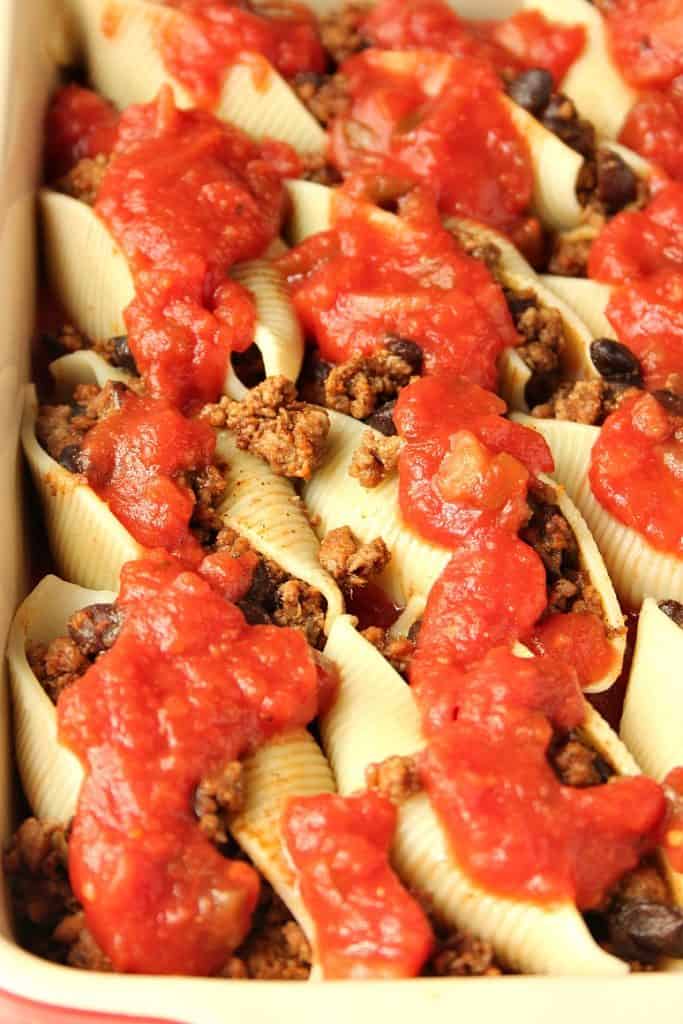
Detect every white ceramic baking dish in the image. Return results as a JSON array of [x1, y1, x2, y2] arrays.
[[0, 0, 682, 1019]]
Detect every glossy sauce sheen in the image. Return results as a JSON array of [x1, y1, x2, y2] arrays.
[[58, 558, 324, 975], [279, 188, 518, 386], [282, 792, 434, 978], [590, 392, 683, 557], [602, 0, 683, 180], [157, 0, 325, 108], [363, 0, 585, 85], [328, 51, 534, 236], [590, 184, 683, 392], [81, 391, 215, 560]]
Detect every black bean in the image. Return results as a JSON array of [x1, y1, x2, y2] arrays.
[[653, 389, 683, 416], [58, 444, 83, 474], [385, 336, 423, 372], [596, 151, 638, 216], [506, 69, 553, 116], [110, 335, 139, 375], [658, 600, 683, 629], [237, 600, 272, 626], [505, 289, 537, 321], [365, 399, 397, 437], [542, 94, 595, 159], [524, 370, 561, 410], [609, 902, 683, 962], [590, 338, 642, 383], [68, 603, 123, 657], [40, 331, 61, 354], [407, 618, 422, 643]]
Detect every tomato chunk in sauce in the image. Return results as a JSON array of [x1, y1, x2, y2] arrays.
[[44, 84, 119, 178], [393, 375, 553, 544], [58, 557, 326, 974], [279, 187, 518, 387], [157, 0, 325, 109], [528, 611, 618, 691], [327, 50, 535, 236], [363, 0, 585, 85], [590, 391, 683, 557], [282, 791, 433, 978], [80, 390, 216, 561], [414, 645, 665, 907]]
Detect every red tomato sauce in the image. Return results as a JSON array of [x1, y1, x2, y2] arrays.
[[80, 390, 216, 561], [92, 87, 298, 409], [58, 557, 325, 974], [413, 645, 665, 907], [44, 85, 119, 178], [393, 375, 554, 545], [157, 0, 325, 109], [620, 86, 683, 182], [590, 391, 683, 557], [282, 792, 433, 978], [327, 50, 535, 236], [605, 271, 683, 393], [663, 767, 683, 872], [363, 0, 585, 85], [278, 187, 518, 387], [528, 611, 617, 690], [589, 182, 683, 284]]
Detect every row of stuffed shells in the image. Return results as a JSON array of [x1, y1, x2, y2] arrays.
[[40, 189, 303, 399], [7, 574, 336, 971], [512, 413, 683, 610], [23, 352, 343, 624], [63, 0, 629, 236], [284, 178, 602, 412], [321, 614, 681, 974]]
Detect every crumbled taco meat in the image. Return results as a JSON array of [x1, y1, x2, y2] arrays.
[[3, 818, 110, 970], [57, 154, 109, 206], [224, 886, 312, 980], [350, 425, 403, 485], [51, 324, 140, 377], [425, 928, 502, 978], [194, 761, 245, 846], [596, 861, 683, 966], [361, 625, 415, 676], [540, 94, 596, 160], [365, 754, 421, 804], [521, 479, 604, 620], [319, 526, 390, 590], [29, 602, 122, 703], [447, 224, 503, 281], [577, 149, 640, 218], [549, 732, 613, 788], [547, 230, 594, 278], [292, 71, 352, 126], [530, 378, 640, 426], [36, 381, 127, 468], [319, 5, 370, 65], [507, 290, 564, 376], [186, 463, 229, 546], [272, 578, 326, 648], [298, 149, 343, 187], [323, 340, 422, 419], [200, 377, 329, 480]]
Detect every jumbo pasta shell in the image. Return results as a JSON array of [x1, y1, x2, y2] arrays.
[[285, 179, 335, 244], [214, 430, 344, 628], [322, 615, 626, 975], [621, 598, 683, 908], [513, 414, 683, 609], [7, 575, 107, 822], [540, 276, 614, 341], [519, 0, 637, 139], [22, 384, 144, 591], [40, 189, 304, 394], [302, 410, 451, 606], [9, 575, 336, 948], [535, 472, 625, 694], [65, 0, 326, 153]]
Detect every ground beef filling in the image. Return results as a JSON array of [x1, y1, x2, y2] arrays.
[[57, 154, 109, 206], [29, 602, 123, 703], [299, 338, 421, 427], [46, 323, 140, 377], [201, 376, 329, 480], [36, 381, 127, 472], [504, 288, 566, 406], [318, 525, 390, 591], [531, 378, 641, 425], [349, 428, 402, 486], [361, 626, 415, 677], [521, 479, 604, 618]]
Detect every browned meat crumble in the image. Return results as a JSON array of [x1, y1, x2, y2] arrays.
[[292, 71, 351, 126], [365, 755, 421, 804], [200, 376, 329, 480], [29, 602, 123, 702], [318, 525, 390, 590], [57, 154, 109, 206], [36, 381, 127, 469], [319, 4, 370, 65], [361, 625, 415, 676], [349, 428, 402, 487], [447, 224, 503, 280], [530, 378, 640, 425], [195, 761, 245, 845], [50, 323, 140, 377]]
